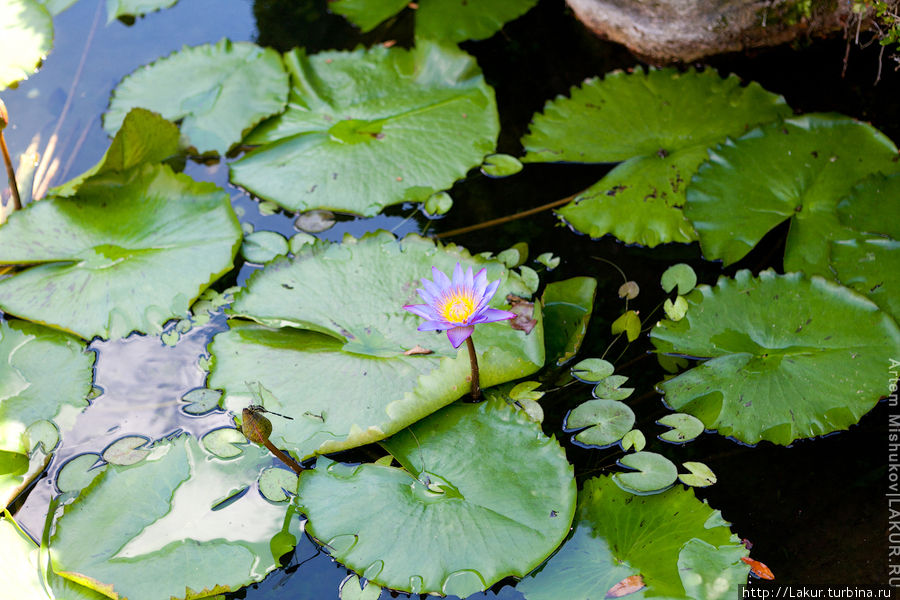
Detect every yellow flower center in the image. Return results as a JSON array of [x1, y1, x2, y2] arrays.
[[438, 288, 476, 323]]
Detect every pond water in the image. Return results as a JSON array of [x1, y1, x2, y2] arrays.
[[2, 0, 896, 597]]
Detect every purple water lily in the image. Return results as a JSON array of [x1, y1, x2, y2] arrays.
[[404, 263, 515, 348]]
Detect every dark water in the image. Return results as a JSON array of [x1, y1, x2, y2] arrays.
[[2, 0, 895, 596]]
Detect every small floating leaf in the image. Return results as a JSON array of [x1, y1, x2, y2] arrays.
[[661, 263, 697, 295], [566, 399, 635, 447], [104, 39, 289, 155], [259, 467, 298, 502], [611, 311, 640, 342], [180, 388, 222, 415], [741, 557, 775, 580], [592, 375, 633, 401], [663, 296, 689, 321], [481, 153, 523, 178], [536, 252, 560, 270], [651, 269, 900, 445], [101, 436, 150, 466], [201, 427, 247, 458], [56, 453, 105, 493], [613, 451, 678, 493], [621, 429, 645, 452], [679, 461, 716, 487], [658, 412, 704, 443], [288, 232, 318, 254], [423, 191, 453, 216], [617, 281, 639, 300], [519, 265, 540, 293], [498, 243, 529, 268], [295, 210, 336, 233], [242, 231, 290, 264], [679, 539, 749, 597], [340, 574, 382, 600], [510, 381, 543, 402], [571, 358, 614, 383]]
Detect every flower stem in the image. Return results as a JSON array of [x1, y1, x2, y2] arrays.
[[0, 131, 21, 212], [465, 336, 481, 400], [262, 437, 305, 475]]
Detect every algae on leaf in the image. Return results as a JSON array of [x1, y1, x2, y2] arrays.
[[522, 68, 791, 246], [104, 39, 289, 155], [231, 42, 499, 216], [50, 435, 293, 600], [686, 114, 900, 272], [297, 398, 576, 598], [651, 270, 900, 445], [0, 164, 242, 340], [210, 231, 544, 460]]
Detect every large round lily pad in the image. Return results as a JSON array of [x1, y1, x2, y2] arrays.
[[230, 42, 499, 216], [518, 475, 748, 600], [50, 434, 293, 600], [209, 231, 544, 459], [297, 398, 576, 597], [0, 319, 94, 507], [0, 0, 53, 90], [830, 173, 900, 321], [685, 114, 900, 273], [521, 68, 790, 246], [330, 0, 539, 42], [650, 270, 900, 445], [104, 39, 288, 155], [0, 164, 242, 340]]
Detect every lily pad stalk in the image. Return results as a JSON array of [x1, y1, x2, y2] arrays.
[[404, 263, 515, 400], [0, 98, 20, 212]]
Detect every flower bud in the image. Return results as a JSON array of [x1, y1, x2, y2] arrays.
[[0, 98, 8, 130], [241, 407, 272, 444]]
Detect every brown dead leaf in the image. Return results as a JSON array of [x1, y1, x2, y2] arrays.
[[506, 294, 537, 334], [403, 345, 433, 356], [741, 557, 774, 580], [606, 574, 645, 598]]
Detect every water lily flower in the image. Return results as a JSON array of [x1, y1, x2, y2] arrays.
[[404, 263, 515, 348]]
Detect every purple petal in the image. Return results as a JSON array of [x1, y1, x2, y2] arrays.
[[421, 279, 444, 301], [464, 266, 474, 290], [473, 269, 488, 299], [452, 263, 464, 286], [473, 308, 517, 324], [446, 325, 474, 348], [474, 278, 501, 313], [431, 266, 451, 289], [416, 287, 437, 305], [403, 304, 441, 321], [417, 320, 450, 332]]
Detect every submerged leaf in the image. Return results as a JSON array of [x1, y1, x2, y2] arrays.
[[651, 270, 900, 445], [297, 398, 576, 597], [541, 277, 597, 366], [231, 43, 498, 216]]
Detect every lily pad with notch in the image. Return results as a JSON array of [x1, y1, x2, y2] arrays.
[[231, 42, 499, 216], [517, 475, 748, 599], [297, 398, 575, 597], [651, 269, 900, 445], [613, 451, 678, 494], [50, 434, 292, 600], [541, 277, 597, 366], [522, 68, 791, 246], [565, 399, 635, 448], [209, 231, 544, 460], [0, 164, 242, 340]]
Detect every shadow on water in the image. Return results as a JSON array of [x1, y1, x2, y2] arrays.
[[2, 0, 896, 596]]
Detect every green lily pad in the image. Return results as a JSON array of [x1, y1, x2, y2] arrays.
[[209, 231, 543, 460], [661, 263, 697, 295], [0, 513, 107, 600], [678, 539, 748, 599], [106, 0, 179, 23], [830, 173, 900, 321], [53, 108, 182, 197], [297, 398, 576, 597], [330, 0, 538, 42], [340, 574, 382, 600], [570, 358, 614, 383], [424, 191, 453, 216], [231, 42, 499, 216], [0, 320, 94, 507], [181, 387, 223, 415], [685, 114, 900, 272], [611, 310, 640, 342], [663, 296, 689, 321], [679, 462, 717, 488], [481, 153, 524, 177], [0, 164, 242, 340], [613, 451, 678, 493], [621, 429, 645, 452], [541, 277, 597, 366], [241, 230, 289, 264], [56, 454, 106, 494], [565, 399, 635, 448], [0, 0, 53, 91], [651, 269, 900, 445], [522, 68, 790, 246], [592, 374, 633, 400], [104, 39, 289, 155], [259, 467, 298, 503], [518, 475, 748, 600], [101, 436, 150, 466], [657, 412, 704, 443], [50, 434, 293, 600]]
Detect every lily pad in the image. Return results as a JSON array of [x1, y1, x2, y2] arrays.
[[104, 39, 289, 155], [241, 230, 289, 264], [231, 42, 499, 216], [685, 114, 900, 273], [661, 263, 697, 295], [0, 320, 94, 507], [830, 173, 900, 321], [565, 399, 635, 448], [0, 0, 53, 90], [679, 462, 717, 488], [0, 164, 242, 340], [106, 0, 179, 23], [657, 412, 704, 443], [613, 451, 678, 493], [651, 269, 900, 445], [297, 398, 576, 597], [571, 358, 614, 383], [209, 231, 543, 460], [518, 475, 748, 600], [50, 434, 293, 600], [522, 68, 790, 246], [330, 0, 539, 42], [541, 277, 597, 366]]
